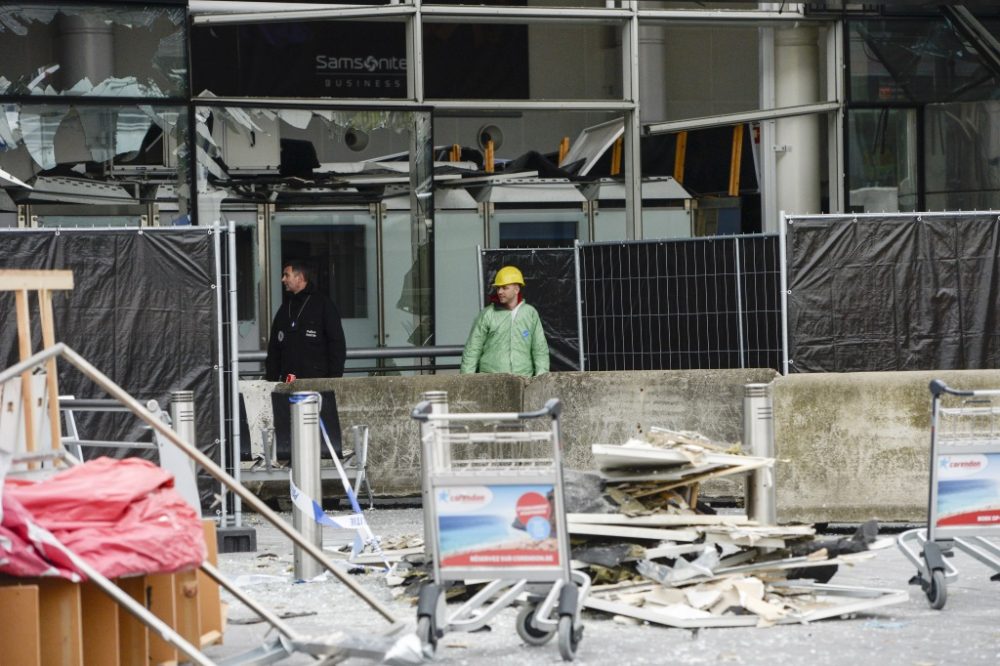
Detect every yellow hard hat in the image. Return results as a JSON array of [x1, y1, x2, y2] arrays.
[[493, 265, 525, 287]]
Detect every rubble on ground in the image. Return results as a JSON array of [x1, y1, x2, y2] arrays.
[[338, 428, 907, 628]]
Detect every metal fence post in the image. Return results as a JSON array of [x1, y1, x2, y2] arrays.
[[291, 391, 323, 580], [743, 383, 776, 525], [419, 391, 448, 562]]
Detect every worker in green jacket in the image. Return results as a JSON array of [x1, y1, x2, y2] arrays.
[[460, 265, 550, 376]]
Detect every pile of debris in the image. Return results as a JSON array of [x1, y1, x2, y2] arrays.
[[342, 428, 907, 628], [570, 428, 906, 628]]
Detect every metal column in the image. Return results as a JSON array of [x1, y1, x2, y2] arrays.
[[743, 383, 776, 525], [291, 392, 323, 580]]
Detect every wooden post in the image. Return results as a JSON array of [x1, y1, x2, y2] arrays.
[[39, 288, 62, 450], [14, 289, 36, 453], [673, 131, 688, 184], [0, 269, 74, 456]]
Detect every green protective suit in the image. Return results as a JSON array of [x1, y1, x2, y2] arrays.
[[460, 302, 550, 376]]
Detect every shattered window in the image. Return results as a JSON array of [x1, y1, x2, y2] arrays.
[[0, 103, 190, 224], [194, 104, 435, 347], [846, 108, 918, 213], [0, 3, 187, 98], [849, 19, 1000, 103]]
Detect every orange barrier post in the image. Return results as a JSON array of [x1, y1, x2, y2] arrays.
[[674, 131, 688, 184], [729, 124, 744, 197], [557, 136, 570, 166], [610, 137, 623, 176]]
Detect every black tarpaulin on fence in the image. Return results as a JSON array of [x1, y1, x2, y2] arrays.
[[0, 229, 221, 507], [786, 213, 1000, 372], [479, 249, 580, 371]]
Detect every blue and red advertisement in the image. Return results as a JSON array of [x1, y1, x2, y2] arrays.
[[436, 484, 560, 569]]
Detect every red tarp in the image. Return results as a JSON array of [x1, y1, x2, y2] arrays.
[[1, 457, 206, 581]]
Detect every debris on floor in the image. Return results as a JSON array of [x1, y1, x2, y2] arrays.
[[575, 429, 906, 627], [349, 428, 908, 628]]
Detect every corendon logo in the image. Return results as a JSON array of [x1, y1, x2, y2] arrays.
[[438, 486, 492, 512], [939, 454, 987, 479]]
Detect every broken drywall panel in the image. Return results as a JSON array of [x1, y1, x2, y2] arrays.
[[584, 581, 907, 629], [567, 522, 700, 543], [567, 512, 751, 527], [592, 441, 773, 471]]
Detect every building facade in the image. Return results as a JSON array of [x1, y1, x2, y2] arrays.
[[1, 1, 998, 365]]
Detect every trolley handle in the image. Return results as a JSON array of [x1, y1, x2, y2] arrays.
[[929, 379, 977, 398], [410, 398, 562, 422]]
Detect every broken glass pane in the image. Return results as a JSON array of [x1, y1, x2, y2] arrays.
[[0, 102, 190, 221], [0, 3, 187, 98]]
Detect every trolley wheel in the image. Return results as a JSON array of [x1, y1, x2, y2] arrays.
[[925, 569, 948, 610], [557, 615, 582, 661], [516, 604, 555, 646], [417, 615, 437, 657]]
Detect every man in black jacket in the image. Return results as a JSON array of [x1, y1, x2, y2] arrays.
[[266, 260, 347, 381], [265, 260, 347, 456]]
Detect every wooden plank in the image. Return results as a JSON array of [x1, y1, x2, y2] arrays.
[[39, 288, 62, 451], [0, 269, 74, 291], [147, 573, 178, 665], [116, 576, 149, 666], [567, 522, 700, 542], [15, 289, 36, 454], [567, 513, 751, 527], [36, 577, 83, 666], [174, 569, 202, 650], [592, 443, 771, 472], [198, 519, 224, 645], [0, 584, 42, 666], [81, 581, 121, 666], [632, 461, 771, 497]]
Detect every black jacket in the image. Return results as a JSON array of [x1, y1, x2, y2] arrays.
[[265, 282, 347, 381]]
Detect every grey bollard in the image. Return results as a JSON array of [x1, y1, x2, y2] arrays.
[[291, 392, 323, 580], [743, 383, 776, 525], [161, 391, 200, 512], [169, 391, 197, 462], [419, 391, 448, 562]]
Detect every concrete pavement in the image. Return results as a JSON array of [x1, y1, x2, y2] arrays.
[[204, 509, 1000, 665]]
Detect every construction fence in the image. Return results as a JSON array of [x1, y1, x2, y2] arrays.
[[483, 210, 1000, 374]]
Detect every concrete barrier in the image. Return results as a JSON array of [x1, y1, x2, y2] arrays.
[[773, 369, 1000, 524], [250, 374, 524, 495], [525, 369, 777, 469], [239, 368, 1000, 523], [241, 368, 775, 497]]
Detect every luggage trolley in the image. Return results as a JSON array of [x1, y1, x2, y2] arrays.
[[897, 380, 1000, 609], [410, 396, 590, 661]]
